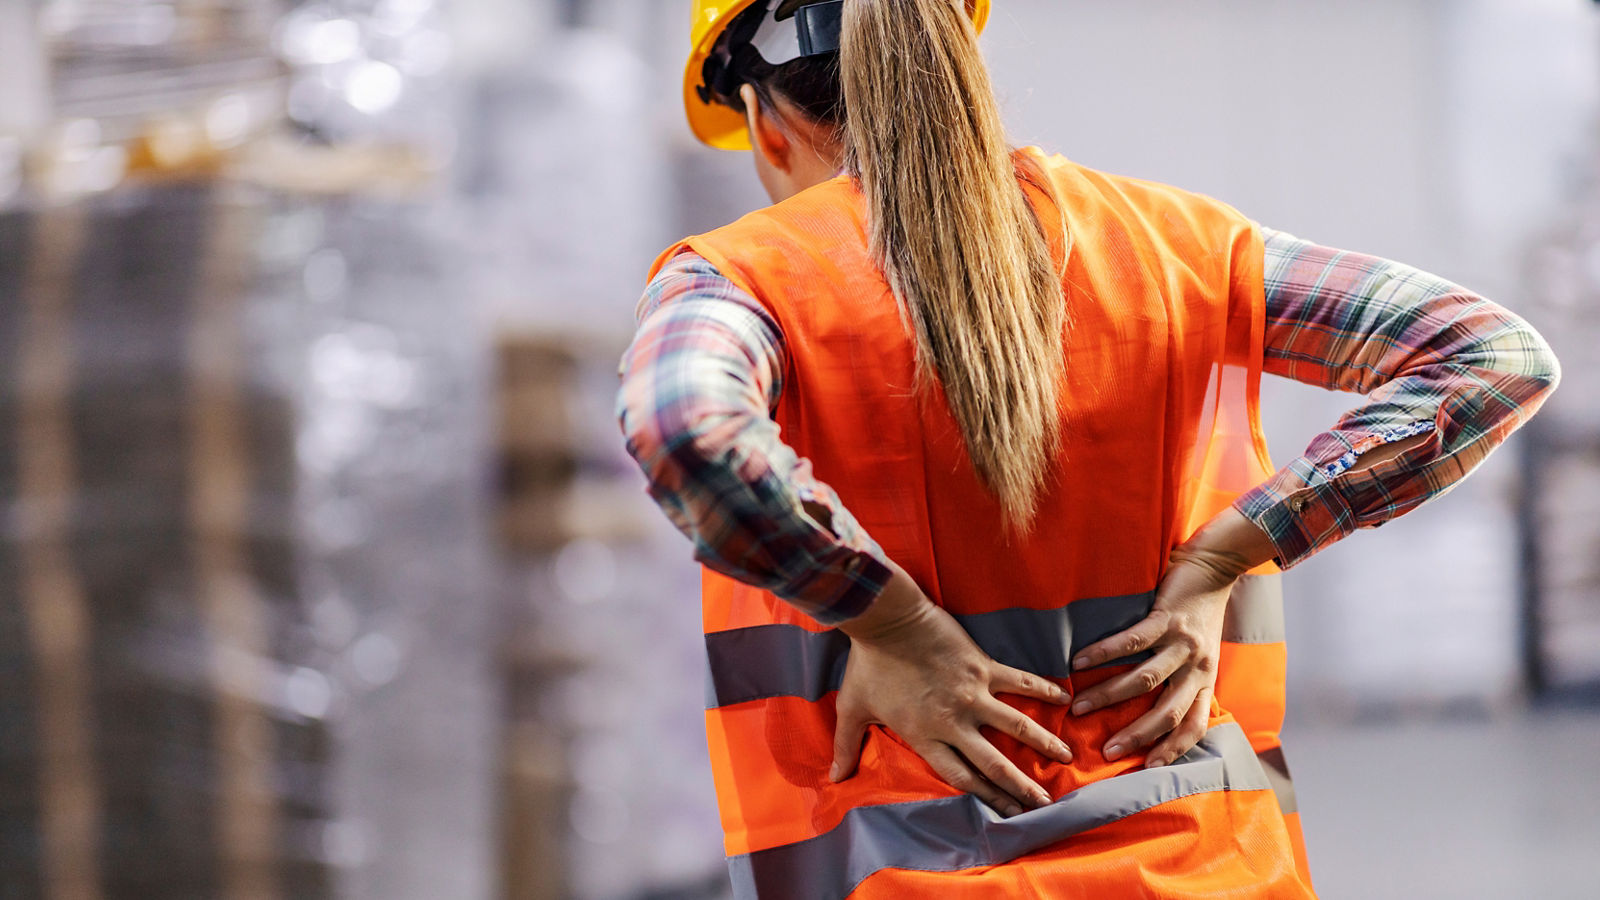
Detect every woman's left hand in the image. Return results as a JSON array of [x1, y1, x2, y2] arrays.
[[1065, 508, 1276, 768]]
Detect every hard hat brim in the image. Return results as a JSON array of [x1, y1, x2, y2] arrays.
[[683, 0, 764, 151], [683, 63, 757, 151], [684, 0, 991, 152]]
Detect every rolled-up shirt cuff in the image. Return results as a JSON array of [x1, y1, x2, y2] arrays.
[[1233, 458, 1360, 569], [771, 548, 895, 627]]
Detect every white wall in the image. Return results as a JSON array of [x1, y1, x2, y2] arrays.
[[0, 3, 50, 142], [1446, 0, 1600, 293]]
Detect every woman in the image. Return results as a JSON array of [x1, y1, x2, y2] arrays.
[[617, 1, 1560, 897]]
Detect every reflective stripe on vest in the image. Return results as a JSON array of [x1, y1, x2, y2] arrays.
[[705, 591, 1152, 709], [705, 576, 1287, 709], [1224, 574, 1287, 645], [728, 722, 1269, 900], [1257, 745, 1300, 815]]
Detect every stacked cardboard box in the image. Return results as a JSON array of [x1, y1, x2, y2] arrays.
[[0, 186, 332, 900], [1, 5, 500, 900], [494, 336, 588, 900]]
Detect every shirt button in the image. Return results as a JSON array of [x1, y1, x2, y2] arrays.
[[1289, 496, 1310, 513]]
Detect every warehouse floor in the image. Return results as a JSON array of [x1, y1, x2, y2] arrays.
[[1288, 710, 1600, 900]]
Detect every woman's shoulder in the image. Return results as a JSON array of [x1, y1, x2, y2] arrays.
[[648, 176, 869, 288], [1027, 148, 1251, 229]]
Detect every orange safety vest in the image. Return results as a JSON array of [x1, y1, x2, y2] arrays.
[[649, 148, 1315, 899]]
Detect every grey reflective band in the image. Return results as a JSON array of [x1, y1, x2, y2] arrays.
[[705, 591, 1158, 709], [706, 575, 1289, 708], [704, 624, 849, 708], [1222, 574, 1287, 645], [964, 591, 1156, 676], [1256, 746, 1299, 815], [727, 722, 1271, 899]]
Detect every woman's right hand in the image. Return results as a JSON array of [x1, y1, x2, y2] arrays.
[[829, 562, 1074, 817]]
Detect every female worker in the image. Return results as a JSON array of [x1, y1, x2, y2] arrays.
[[617, 1, 1560, 897]]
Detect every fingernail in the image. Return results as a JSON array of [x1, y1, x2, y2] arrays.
[[1072, 701, 1091, 716], [1054, 740, 1072, 761], [828, 764, 840, 782], [1004, 803, 1023, 818], [1146, 757, 1165, 769], [1073, 656, 1090, 670], [1033, 790, 1052, 807], [1104, 743, 1124, 760]]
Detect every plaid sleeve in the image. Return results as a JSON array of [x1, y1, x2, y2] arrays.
[[1234, 229, 1562, 568], [617, 250, 892, 625]]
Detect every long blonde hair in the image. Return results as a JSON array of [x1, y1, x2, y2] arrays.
[[839, 0, 1067, 529]]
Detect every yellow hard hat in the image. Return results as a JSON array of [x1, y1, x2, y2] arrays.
[[683, 0, 992, 151]]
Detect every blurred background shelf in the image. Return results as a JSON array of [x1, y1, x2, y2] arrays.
[[1519, 186, 1600, 707]]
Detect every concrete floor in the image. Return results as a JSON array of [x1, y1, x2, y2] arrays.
[[1286, 711, 1600, 900]]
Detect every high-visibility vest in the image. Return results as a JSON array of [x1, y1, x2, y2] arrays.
[[649, 148, 1316, 899]]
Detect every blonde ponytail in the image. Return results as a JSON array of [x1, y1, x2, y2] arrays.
[[839, 0, 1067, 530]]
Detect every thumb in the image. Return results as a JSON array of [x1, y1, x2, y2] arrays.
[[830, 705, 869, 783]]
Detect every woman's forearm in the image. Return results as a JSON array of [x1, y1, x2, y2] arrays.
[[1180, 506, 1279, 574], [1237, 229, 1561, 567]]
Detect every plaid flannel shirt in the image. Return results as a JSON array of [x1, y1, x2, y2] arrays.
[[616, 228, 1560, 625]]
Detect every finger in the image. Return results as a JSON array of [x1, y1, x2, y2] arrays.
[[1073, 609, 1171, 671], [829, 704, 870, 783], [919, 742, 1025, 818], [1070, 644, 1186, 716], [979, 697, 1072, 764], [1101, 674, 1201, 762], [953, 733, 1053, 811], [989, 663, 1070, 705], [1145, 686, 1214, 769]]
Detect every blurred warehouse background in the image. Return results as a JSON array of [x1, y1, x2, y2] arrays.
[[0, 1, 1597, 899]]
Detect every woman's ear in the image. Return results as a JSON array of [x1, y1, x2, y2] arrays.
[[741, 84, 792, 174]]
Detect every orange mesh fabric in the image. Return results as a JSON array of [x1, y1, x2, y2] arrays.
[[656, 149, 1313, 895]]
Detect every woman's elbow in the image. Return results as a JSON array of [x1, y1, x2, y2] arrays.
[[617, 386, 733, 496], [1489, 316, 1563, 425], [616, 387, 677, 482], [1519, 321, 1562, 402]]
